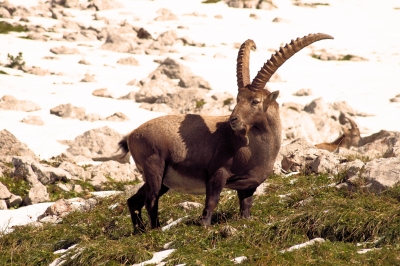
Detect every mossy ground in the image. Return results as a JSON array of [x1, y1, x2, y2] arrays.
[[1, 173, 400, 265], [0, 21, 26, 34]]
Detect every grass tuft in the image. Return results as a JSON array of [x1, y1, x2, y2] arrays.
[[0, 21, 27, 34]]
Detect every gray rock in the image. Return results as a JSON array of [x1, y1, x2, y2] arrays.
[[136, 73, 177, 103], [280, 106, 322, 144], [59, 18, 83, 31], [50, 46, 81, 55], [27, 32, 48, 41], [117, 56, 139, 66], [101, 32, 136, 53], [0, 95, 41, 112], [178, 201, 203, 210], [44, 199, 73, 216], [90, 161, 141, 182], [339, 159, 365, 181], [92, 88, 113, 98], [23, 183, 49, 205], [86, 0, 123, 10], [21, 115, 44, 126], [12, 156, 40, 185], [358, 130, 400, 158], [154, 8, 177, 21], [6, 194, 22, 208], [293, 88, 313, 96], [80, 73, 96, 82], [0, 200, 7, 210], [0, 130, 38, 160], [0, 7, 12, 18], [157, 30, 177, 46], [24, 66, 49, 76], [58, 161, 90, 181], [0, 182, 11, 199], [31, 162, 72, 185], [105, 112, 129, 122], [50, 103, 86, 120], [279, 138, 342, 175], [147, 57, 211, 90], [137, 28, 153, 40], [62, 126, 124, 158], [361, 157, 400, 192]]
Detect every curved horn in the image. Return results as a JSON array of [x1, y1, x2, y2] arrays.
[[250, 33, 333, 90], [237, 39, 256, 90], [346, 117, 358, 129]]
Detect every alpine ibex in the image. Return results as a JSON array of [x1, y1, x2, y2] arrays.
[[119, 33, 333, 231], [315, 113, 362, 152]]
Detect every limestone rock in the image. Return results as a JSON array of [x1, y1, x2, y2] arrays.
[[23, 183, 49, 205], [90, 161, 141, 182], [117, 56, 139, 66], [12, 156, 39, 185], [0, 182, 11, 199], [92, 88, 113, 98], [58, 161, 90, 181], [6, 194, 22, 208], [62, 126, 124, 158], [0, 130, 38, 160], [30, 162, 72, 185], [50, 46, 81, 55], [0, 95, 41, 112], [50, 103, 86, 120], [361, 157, 400, 192], [21, 115, 45, 126]]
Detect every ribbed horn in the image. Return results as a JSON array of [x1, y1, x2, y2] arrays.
[[237, 39, 256, 90], [346, 117, 358, 129], [250, 33, 333, 90]]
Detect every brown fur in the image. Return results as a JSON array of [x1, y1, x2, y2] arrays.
[[315, 115, 361, 152], [120, 34, 333, 232]]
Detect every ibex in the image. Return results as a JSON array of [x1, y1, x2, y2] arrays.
[[119, 33, 333, 231], [315, 113, 362, 152]]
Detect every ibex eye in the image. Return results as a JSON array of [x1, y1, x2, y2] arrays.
[[252, 99, 260, 105]]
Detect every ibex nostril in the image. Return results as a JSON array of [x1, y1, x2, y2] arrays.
[[230, 117, 238, 123]]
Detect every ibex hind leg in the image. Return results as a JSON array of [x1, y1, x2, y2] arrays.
[[143, 157, 169, 229], [127, 184, 146, 233]]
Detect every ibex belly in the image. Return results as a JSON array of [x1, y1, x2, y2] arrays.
[[163, 167, 206, 195]]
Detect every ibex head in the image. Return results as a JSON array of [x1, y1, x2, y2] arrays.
[[340, 112, 362, 147], [230, 33, 334, 144]]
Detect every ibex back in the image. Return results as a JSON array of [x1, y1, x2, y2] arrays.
[[119, 33, 333, 232]]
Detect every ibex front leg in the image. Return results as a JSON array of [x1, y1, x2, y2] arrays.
[[201, 169, 228, 226], [237, 188, 256, 218]]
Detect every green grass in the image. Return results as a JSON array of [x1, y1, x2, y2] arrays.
[[0, 70, 8, 75], [202, 0, 221, 3], [0, 21, 27, 34], [1, 173, 400, 265]]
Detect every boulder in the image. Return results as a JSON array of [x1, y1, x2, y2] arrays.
[[101, 32, 136, 53], [361, 157, 400, 192], [59, 18, 82, 31], [92, 88, 113, 98], [21, 115, 45, 126], [12, 156, 40, 185], [178, 201, 203, 210], [0, 200, 6, 210], [50, 103, 86, 120], [0, 7, 11, 18], [86, 0, 123, 10], [293, 88, 313, 96], [23, 183, 49, 205], [50, 46, 81, 55], [90, 161, 142, 182], [44, 199, 73, 216], [105, 112, 129, 122], [6, 194, 22, 208], [24, 66, 49, 76], [117, 56, 139, 66], [80, 73, 96, 82], [144, 57, 211, 90], [135, 73, 177, 103], [58, 161, 90, 181], [154, 8, 177, 21], [137, 27, 153, 39], [281, 146, 340, 175], [338, 159, 365, 181], [157, 30, 177, 46], [0, 182, 11, 199], [0, 95, 41, 112], [0, 130, 38, 160], [62, 126, 124, 158], [358, 130, 400, 158], [280, 106, 322, 144], [31, 162, 72, 185]]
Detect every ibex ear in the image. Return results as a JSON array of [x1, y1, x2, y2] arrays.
[[263, 90, 279, 112]]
